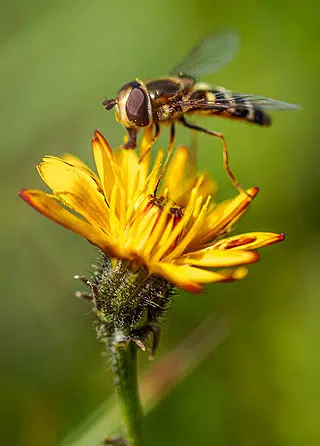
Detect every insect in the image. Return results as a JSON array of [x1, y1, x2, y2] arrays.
[[102, 30, 298, 194]]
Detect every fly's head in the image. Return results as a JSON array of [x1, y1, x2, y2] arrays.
[[102, 80, 152, 130]]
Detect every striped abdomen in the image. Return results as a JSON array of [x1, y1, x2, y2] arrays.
[[186, 85, 272, 126]]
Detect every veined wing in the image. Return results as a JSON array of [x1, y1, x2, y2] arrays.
[[170, 30, 239, 78], [174, 92, 300, 111]]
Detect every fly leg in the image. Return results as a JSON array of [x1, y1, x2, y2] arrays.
[[180, 117, 250, 197], [154, 123, 175, 195], [189, 128, 198, 174], [139, 123, 161, 163], [122, 127, 138, 149]]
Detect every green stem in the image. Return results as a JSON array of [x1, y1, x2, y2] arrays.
[[108, 331, 143, 446]]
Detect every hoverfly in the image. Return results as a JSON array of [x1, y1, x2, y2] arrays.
[[102, 30, 298, 194]]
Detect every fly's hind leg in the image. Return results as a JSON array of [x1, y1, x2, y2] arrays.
[[180, 117, 250, 197], [189, 128, 198, 174]]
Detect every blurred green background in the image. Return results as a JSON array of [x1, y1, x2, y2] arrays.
[[2, 0, 319, 444]]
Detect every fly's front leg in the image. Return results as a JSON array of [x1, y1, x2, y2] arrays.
[[180, 117, 251, 197], [122, 127, 138, 149]]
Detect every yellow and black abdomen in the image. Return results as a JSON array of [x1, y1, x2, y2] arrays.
[[186, 85, 271, 126]]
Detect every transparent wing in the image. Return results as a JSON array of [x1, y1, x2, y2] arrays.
[[170, 30, 239, 78], [175, 92, 300, 111], [221, 93, 300, 110]]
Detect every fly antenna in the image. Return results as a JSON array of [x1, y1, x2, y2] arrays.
[[102, 98, 117, 110]]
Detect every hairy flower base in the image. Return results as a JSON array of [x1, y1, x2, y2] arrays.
[[19, 129, 284, 292], [93, 256, 171, 333]]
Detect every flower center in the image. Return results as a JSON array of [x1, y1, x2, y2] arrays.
[[137, 195, 185, 258], [145, 195, 184, 219]]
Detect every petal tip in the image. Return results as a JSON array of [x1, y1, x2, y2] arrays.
[[19, 188, 31, 204], [183, 282, 204, 293], [247, 186, 259, 199], [265, 232, 286, 246], [92, 130, 112, 154], [250, 251, 260, 264], [234, 266, 248, 280], [93, 129, 101, 137]]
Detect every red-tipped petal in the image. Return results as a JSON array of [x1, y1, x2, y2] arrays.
[[19, 189, 116, 255]]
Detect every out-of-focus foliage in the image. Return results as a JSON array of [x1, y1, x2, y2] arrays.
[[1, 0, 319, 444]]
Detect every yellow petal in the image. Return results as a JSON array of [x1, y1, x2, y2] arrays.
[[92, 130, 113, 156], [19, 189, 116, 254], [177, 249, 259, 267], [139, 126, 154, 177], [108, 183, 121, 238], [161, 146, 189, 196], [150, 263, 247, 293], [62, 153, 104, 196], [118, 149, 139, 200], [222, 267, 248, 280], [145, 149, 164, 193], [37, 156, 110, 231], [152, 185, 201, 262], [213, 232, 285, 250], [150, 263, 203, 292], [62, 154, 97, 178], [203, 187, 259, 241], [165, 195, 211, 261], [143, 201, 172, 259], [174, 173, 217, 208], [92, 130, 115, 203]]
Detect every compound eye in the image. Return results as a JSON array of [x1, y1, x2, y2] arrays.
[[125, 88, 150, 127]]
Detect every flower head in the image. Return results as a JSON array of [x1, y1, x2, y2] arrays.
[[19, 129, 284, 293]]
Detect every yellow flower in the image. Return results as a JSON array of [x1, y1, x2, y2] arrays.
[[19, 129, 284, 293]]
